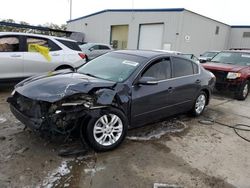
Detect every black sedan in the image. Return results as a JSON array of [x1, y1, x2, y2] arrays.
[[8, 50, 215, 151]]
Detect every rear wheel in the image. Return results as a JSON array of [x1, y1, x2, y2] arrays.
[[235, 81, 249, 100], [191, 91, 207, 116], [84, 108, 127, 152]]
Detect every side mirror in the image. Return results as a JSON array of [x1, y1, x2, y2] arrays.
[[199, 59, 207, 63], [137, 77, 158, 85]]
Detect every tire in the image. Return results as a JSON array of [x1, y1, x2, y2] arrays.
[[235, 81, 249, 100], [191, 91, 207, 116], [83, 108, 128, 152]]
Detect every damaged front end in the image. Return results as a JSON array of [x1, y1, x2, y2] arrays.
[[7, 92, 107, 135]]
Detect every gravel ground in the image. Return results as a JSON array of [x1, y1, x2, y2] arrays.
[[0, 87, 250, 188]]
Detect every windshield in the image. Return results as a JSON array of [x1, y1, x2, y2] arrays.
[[77, 52, 146, 82], [211, 52, 250, 66], [202, 52, 217, 58]]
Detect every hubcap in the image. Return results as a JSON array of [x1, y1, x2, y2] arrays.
[[195, 94, 206, 114], [93, 114, 123, 146], [243, 84, 249, 98]]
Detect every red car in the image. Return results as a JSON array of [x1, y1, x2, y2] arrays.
[[202, 50, 250, 100]]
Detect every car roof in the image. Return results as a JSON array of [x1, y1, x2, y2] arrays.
[[113, 49, 174, 59], [223, 50, 250, 53], [0, 32, 76, 42], [152, 49, 182, 54], [204, 50, 220, 53], [83, 43, 111, 46]]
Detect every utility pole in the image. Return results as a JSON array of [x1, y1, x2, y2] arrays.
[[69, 0, 72, 20]]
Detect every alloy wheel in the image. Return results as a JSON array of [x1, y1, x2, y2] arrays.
[[195, 94, 206, 114], [243, 84, 249, 98], [93, 114, 123, 146]]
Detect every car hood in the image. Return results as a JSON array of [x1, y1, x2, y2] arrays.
[[15, 70, 116, 103], [202, 62, 246, 72]]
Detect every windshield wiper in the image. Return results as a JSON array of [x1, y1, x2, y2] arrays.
[[210, 60, 220, 63], [82, 73, 99, 79]]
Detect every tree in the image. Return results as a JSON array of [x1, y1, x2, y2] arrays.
[[0, 19, 67, 36]]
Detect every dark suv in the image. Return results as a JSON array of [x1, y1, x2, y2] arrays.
[[203, 50, 250, 100]]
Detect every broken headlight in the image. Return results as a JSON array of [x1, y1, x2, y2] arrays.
[[61, 95, 94, 109], [11, 89, 16, 96]]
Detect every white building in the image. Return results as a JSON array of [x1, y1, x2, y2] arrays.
[[67, 8, 250, 56]]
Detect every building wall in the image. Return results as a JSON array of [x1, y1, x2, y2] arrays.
[[67, 11, 183, 50], [178, 11, 230, 56], [229, 28, 250, 49], [67, 10, 242, 56]]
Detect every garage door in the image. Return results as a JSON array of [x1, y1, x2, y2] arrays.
[[111, 25, 129, 50], [138, 24, 164, 50]]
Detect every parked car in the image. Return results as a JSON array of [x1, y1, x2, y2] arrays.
[[199, 51, 220, 63], [8, 50, 215, 151], [0, 32, 86, 84], [79, 43, 113, 61], [202, 50, 250, 100]]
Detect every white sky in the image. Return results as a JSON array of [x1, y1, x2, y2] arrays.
[[0, 0, 249, 25]]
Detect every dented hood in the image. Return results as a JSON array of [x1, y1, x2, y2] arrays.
[[15, 70, 116, 102]]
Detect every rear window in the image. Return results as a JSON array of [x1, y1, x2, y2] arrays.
[[172, 57, 195, 77], [57, 39, 81, 51], [27, 37, 61, 51], [99, 45, 111, 50]]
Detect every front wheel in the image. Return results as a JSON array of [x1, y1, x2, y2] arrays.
[[84, 108, 128, 152], [191, 91, 207, 116], [235, 81, 249, 100]]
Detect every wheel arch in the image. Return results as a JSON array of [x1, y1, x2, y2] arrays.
[[55, 64, 74, 71], [200, 88, 210, 105]]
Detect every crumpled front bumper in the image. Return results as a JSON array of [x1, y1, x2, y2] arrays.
[[9, 104, 44, 131]]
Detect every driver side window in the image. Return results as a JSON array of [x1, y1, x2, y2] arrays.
[[142, 58, 171, 81]]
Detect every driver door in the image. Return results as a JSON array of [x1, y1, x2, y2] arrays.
[[131, 57, 175, 127]]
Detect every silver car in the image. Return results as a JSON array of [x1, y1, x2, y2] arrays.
[[79, 43, 113, 61]]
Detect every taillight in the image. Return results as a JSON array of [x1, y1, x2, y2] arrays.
[[78, 53, 86, 59]]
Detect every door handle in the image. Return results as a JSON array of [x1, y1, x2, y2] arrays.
[[195, 79, 201, 84], [10, 54, 21, 57], [167, 87, 174, 93]]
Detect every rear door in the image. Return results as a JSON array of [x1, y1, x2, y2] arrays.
[[87, 45, 99, 60], [23, 36, 63, 77], [0, 35, 24, 79], [169, 57, 201, 113]]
